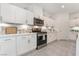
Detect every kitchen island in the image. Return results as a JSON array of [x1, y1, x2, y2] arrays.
[[0, 33, 37, 56], [76, 33, 79, 56], [71, 27, 79, 56]]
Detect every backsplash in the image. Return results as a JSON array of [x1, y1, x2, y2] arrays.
[[17, 25, 32, 33], [0, 24, 55, 34]]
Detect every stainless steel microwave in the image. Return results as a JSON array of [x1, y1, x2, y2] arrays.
[[34, 17, 44, 26]]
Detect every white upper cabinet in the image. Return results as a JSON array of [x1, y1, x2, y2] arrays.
[[14, 6, 27, 24], [1, 3, 44, 25], [1, 4, 12, 23], [25, 11, 34, 25], [1, 4, 34, 24]]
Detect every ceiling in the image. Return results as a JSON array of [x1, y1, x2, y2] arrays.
[[12, 3, 79, 14]]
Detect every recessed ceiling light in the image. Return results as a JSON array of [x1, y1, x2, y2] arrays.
[[61, 5, 65, 8]]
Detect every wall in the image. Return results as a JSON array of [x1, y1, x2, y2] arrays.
[[44, 12, 77, 41], [54, 13, 69, 40], [70, 12, 79, 26], [43, 11, 57, 43], [52, 13, 76, 40], [43, 11, 77, 43]]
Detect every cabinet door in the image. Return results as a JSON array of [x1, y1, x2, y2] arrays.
[[16, 36, 23, 55], [5, 37, 16, 56], [26, 11, 34, 25], [15, 7, 34, 24], [1, 4, 14, 22], [15, 7, 27, 24], [0, 41, 8, 56], [1, 4, 27, 24], [21, 36, 29, 53], [16, 34, 36, 55], [16, 36, 28, 55], [0, 37, 16, 56], [29, 34, 36, 50]]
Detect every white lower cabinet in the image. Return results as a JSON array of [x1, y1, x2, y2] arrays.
[[0, 36, 16, 56], [16, 34, 36, 56], [28, 35, 36, 51], [76, 34, 79, 56], [0, 34, 36, 56], [16, 35, 29, 55]]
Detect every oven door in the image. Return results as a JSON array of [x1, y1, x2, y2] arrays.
[[37, 34, 47, 46]]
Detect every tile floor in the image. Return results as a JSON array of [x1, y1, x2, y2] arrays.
[[23, 40, 76, 56]]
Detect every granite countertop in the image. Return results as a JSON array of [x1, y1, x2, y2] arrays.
[[71, 27, 79, 32]]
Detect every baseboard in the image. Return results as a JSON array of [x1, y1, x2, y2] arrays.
[[47, 40, 57, 45], [56, 39, 76, 42], [20, 49, 36, 56], [20, 39, 76, 56], [47, 39, 76, 45]]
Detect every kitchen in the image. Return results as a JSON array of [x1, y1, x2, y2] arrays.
[[0, 3, 53, 56], [0, 3, 79, 56]]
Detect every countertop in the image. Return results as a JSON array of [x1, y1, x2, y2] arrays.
[[0, 32, 48, 36], [0, 33, 37, 36], [0, 33, 37, 41]]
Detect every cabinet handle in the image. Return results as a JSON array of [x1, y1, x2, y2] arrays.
[[28, 40, 30, 43]]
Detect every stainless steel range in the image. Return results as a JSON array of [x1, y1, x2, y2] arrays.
[[32, 28, 47, 49], [36, 32, 47, 49]]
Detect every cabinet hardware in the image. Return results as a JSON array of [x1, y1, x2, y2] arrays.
[[28, 40, 30, 43]]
